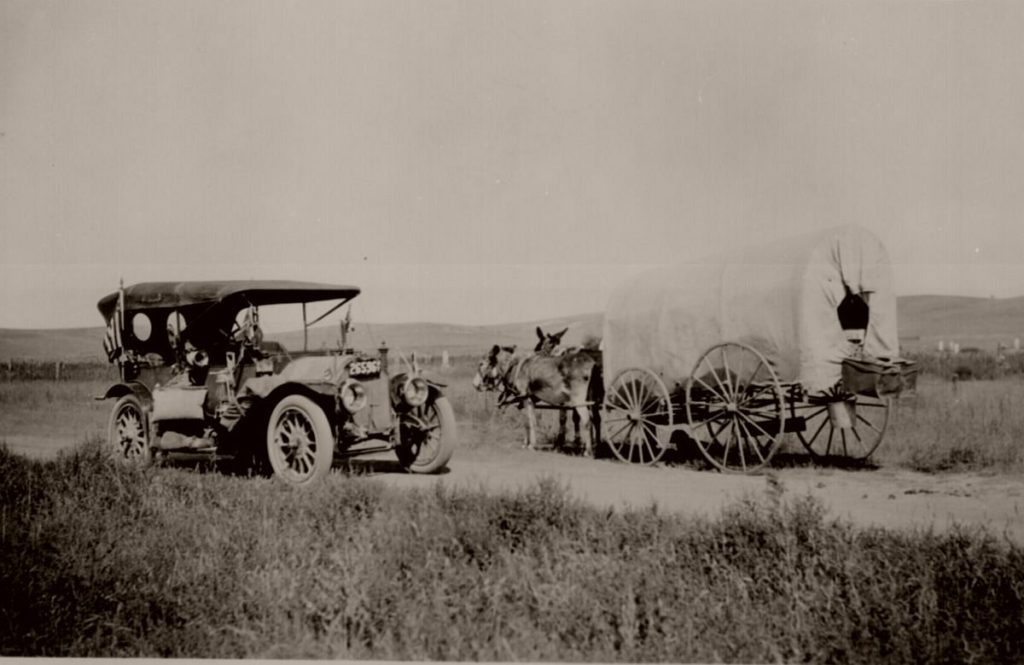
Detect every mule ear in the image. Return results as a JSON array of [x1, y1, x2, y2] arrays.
[[489, 344, 500, 358], [502, 345, 516, 353], [555, 327, 568, 340], [536, 326, 544, 340]]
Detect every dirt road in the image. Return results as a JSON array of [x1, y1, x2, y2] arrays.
[[347, 446, 1024, 544], [10, 435, 1024, 544]]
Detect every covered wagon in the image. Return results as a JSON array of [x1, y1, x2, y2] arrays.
[[601, 225, 915, 471]]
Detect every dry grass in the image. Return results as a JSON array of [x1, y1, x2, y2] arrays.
[[0, 378, 112, 442], [1, 441, 1022, 661], [880, 376, 1024, 473], [2, 356, 1024, 659]]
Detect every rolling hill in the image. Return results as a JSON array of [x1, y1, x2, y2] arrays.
[[896, 295, 1024, 351], [0, 313, 605, 362], [2, 295, 1022, 361]]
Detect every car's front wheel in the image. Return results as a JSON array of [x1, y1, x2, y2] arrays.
[[395, 397, 456, 474], [266, 394, 335, 487], [107, 394, 153, 467]]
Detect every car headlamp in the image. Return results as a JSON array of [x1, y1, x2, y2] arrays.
[[401, 377, 430, 407], [339, 379, 367, 412]]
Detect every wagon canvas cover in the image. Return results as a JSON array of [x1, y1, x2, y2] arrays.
[[602, 225, 899, 395]]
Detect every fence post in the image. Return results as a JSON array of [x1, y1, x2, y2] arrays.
[[55, 360, 62, 382]]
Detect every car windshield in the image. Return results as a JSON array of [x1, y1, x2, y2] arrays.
[[238, 299, 356, 353]]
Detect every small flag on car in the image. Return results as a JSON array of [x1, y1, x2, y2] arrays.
[[103, 282, 125, 362]]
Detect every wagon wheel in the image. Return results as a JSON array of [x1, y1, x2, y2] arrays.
[[602, 368, 673, 465], [685, 342, 786, 473], [796, 395, 891, 462]]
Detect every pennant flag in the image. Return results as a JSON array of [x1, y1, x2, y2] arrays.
[[102, 284, 125, 362]]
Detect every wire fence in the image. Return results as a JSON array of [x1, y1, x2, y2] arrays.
[[2, 359, 117, 382], [904, 349, 1024, 381]]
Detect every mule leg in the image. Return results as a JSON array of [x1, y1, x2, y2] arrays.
[[571, 407, 581, 451], [557, 408, 568, 449], [524, 400, 538, 450], [576, 405, 593, 458]]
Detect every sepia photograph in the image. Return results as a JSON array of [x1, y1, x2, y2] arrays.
[[2, 0, 1023, 661]]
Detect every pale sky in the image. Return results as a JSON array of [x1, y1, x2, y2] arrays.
[[2, 0, 1023, 329]]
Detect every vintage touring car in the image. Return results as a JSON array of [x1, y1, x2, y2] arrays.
[[97, 280, 456, 486]]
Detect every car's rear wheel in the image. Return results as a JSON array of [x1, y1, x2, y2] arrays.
[[395, 397, 456, 474], [108, 394, 153, 467], [266, 394, 335, 487]]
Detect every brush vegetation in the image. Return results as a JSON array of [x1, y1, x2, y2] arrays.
[[1, 441, 1023, 662], [3, 352, 1024, 660]]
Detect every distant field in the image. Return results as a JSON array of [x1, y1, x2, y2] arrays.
[[897, 294, 1024, 352], [0, 313, 604, 362], [4, 293, 1024, 361]]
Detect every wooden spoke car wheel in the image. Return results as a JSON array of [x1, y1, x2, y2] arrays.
[[796, 395, 891, 462], [266, 394, 335, 487], [685, 342, 786, 473], [396, 397, 457, 474], [602, 368, 673, 465], [107, 394, 153, 467]]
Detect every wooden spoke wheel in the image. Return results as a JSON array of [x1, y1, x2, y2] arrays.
[[796, 395, 891, 462], [685, 342, 786, 473], [266, 394, 335, 487], [107, 394, 153, 467], [602, 368, 673, 465], [395, 397, 457, 474]]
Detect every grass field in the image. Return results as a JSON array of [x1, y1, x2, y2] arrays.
[[3, 353, 1024, 472], [2, 441, 1023, 661], [881, 376, 1024, 473], [2, 354, 1024, 659]]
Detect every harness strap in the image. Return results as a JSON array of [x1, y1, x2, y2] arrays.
[[495, 356, 526, 409]]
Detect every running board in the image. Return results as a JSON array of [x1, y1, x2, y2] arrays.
[[334, 443, 394, 458]]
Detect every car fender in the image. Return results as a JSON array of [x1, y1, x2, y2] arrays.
[[427, 383, 448, 402], [255, 382, 336, 417], [95, 382, 153, 405], [425, 378, 447, 392]]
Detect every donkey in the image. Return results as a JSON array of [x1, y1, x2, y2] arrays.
[[473, 327, 602, 456], [534, 326, 568, 354]]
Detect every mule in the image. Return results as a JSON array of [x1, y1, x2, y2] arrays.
[[473, 328, 602, 457]]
